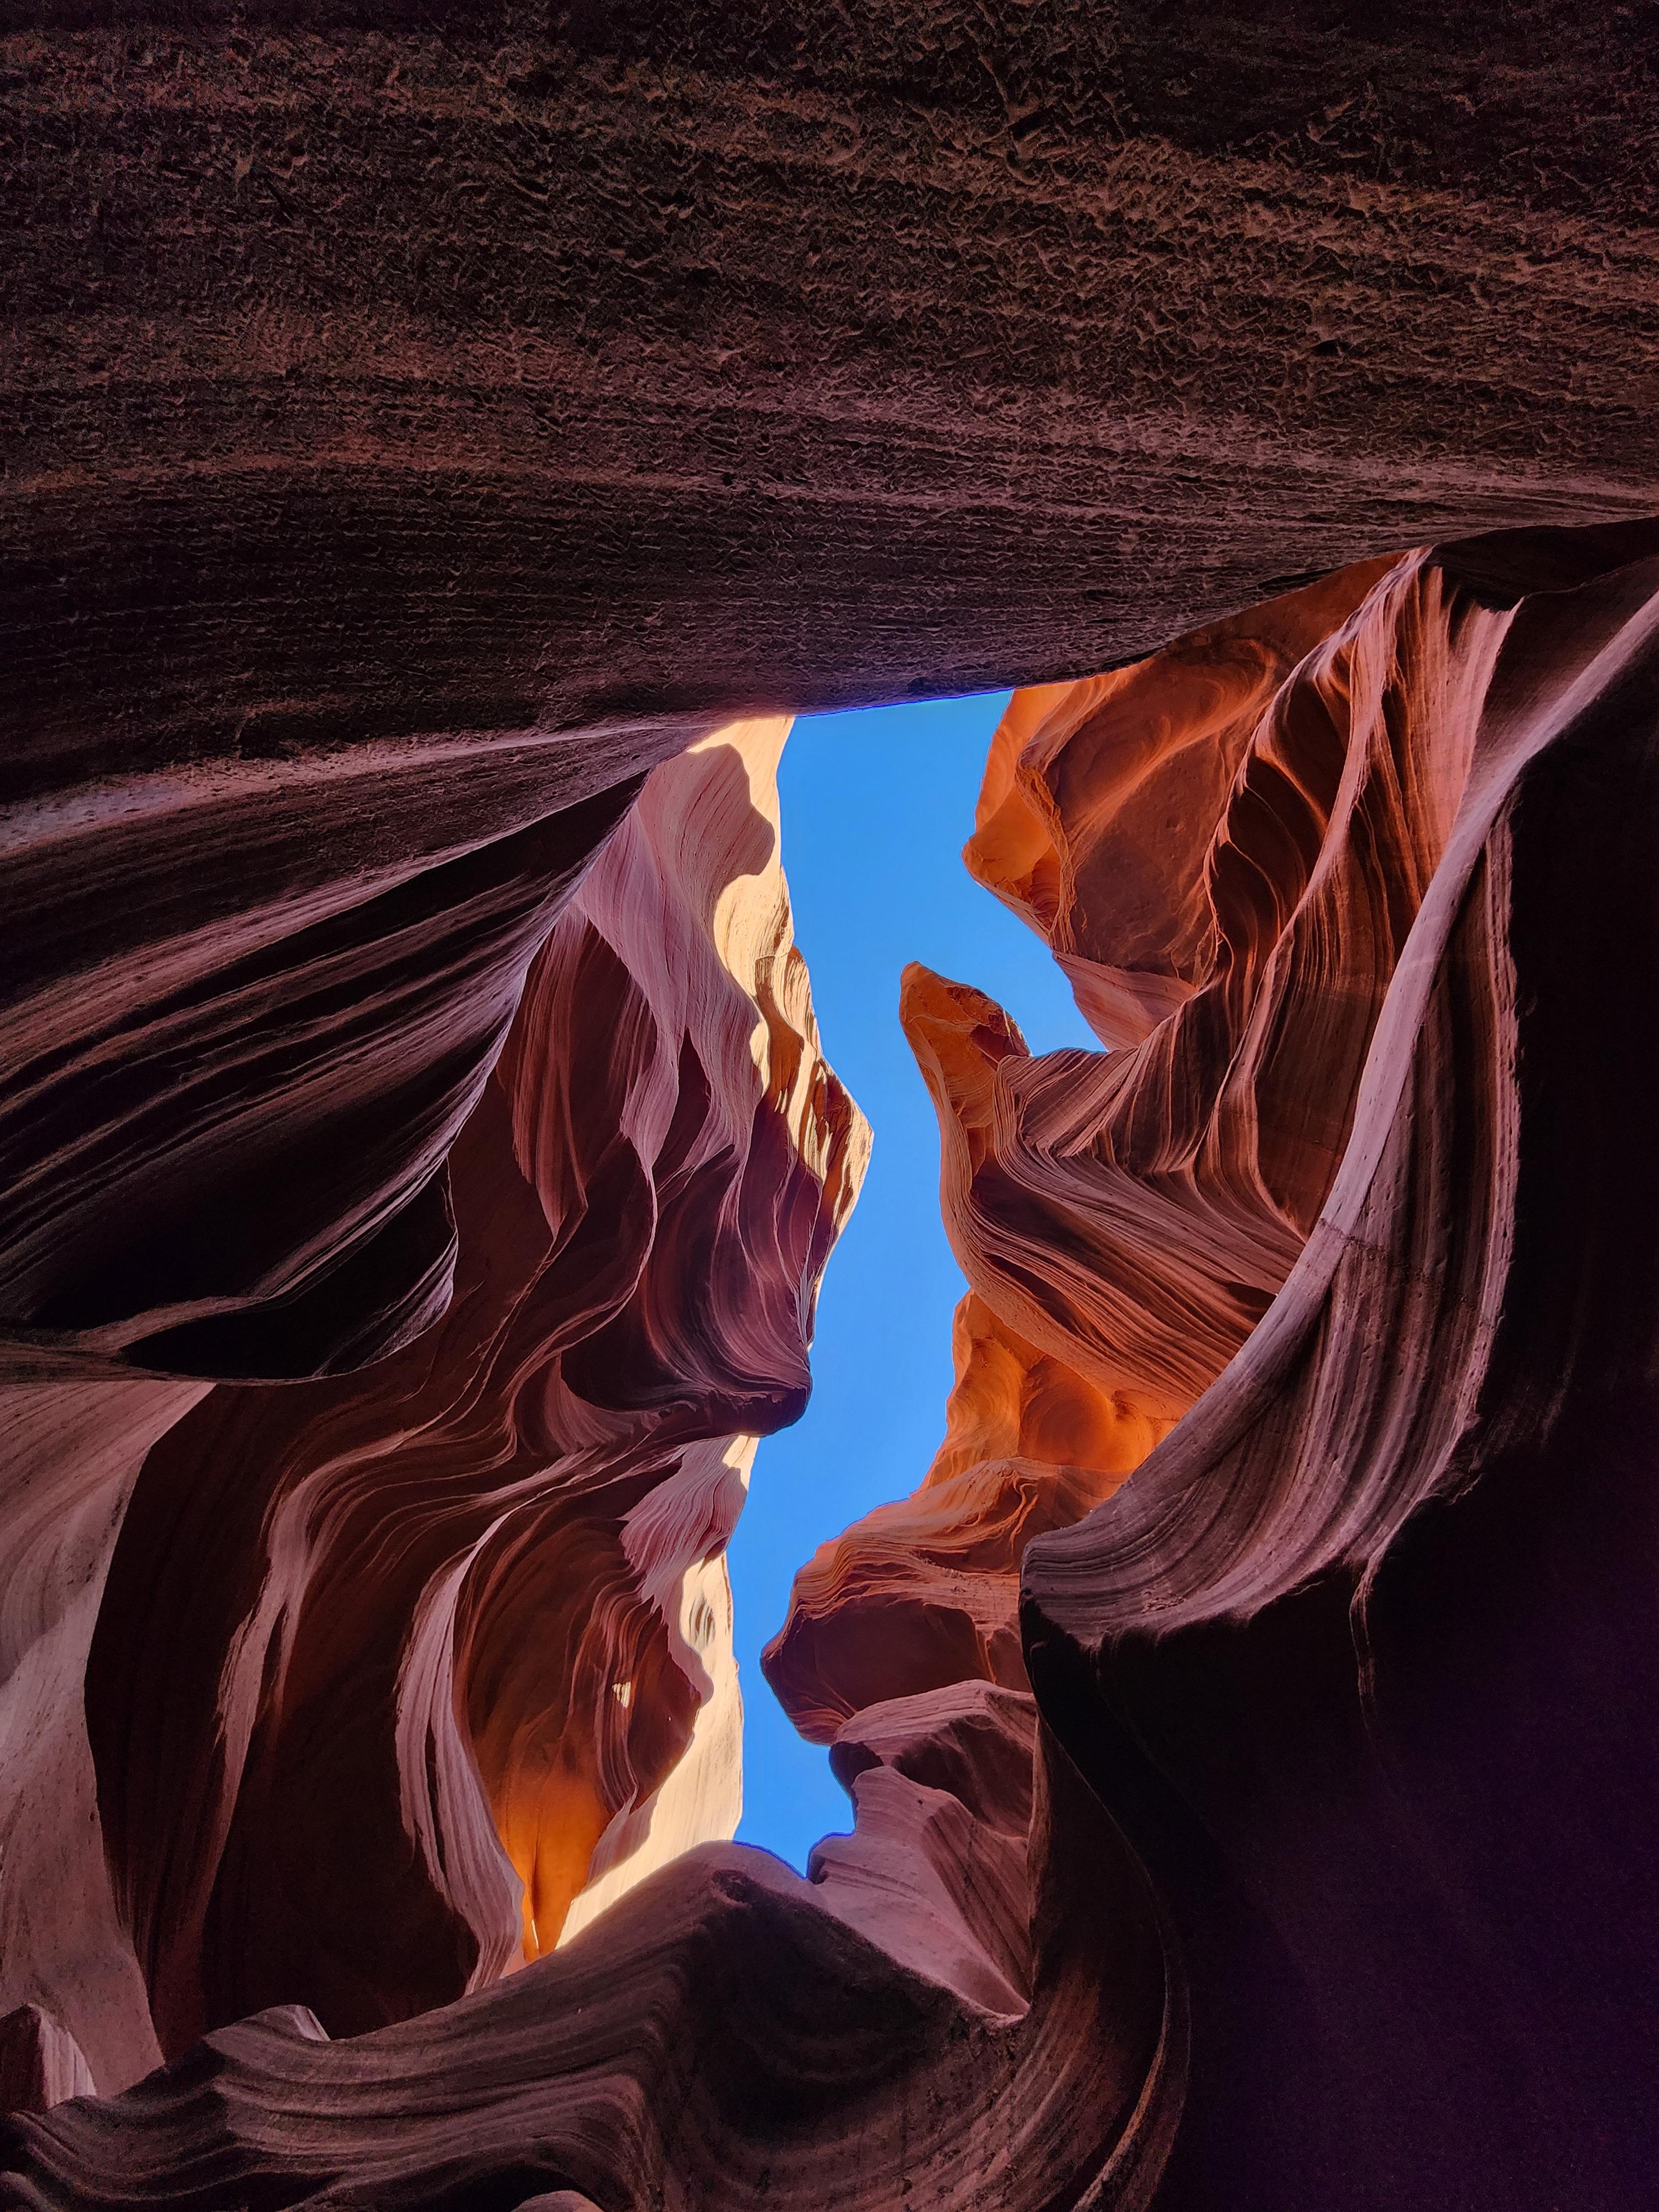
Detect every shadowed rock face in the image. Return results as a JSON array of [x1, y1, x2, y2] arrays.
[[2, 5, 1659, 2205], [4, 2, 1655, 1407], [764, 546, 1524, 1733], [6, 0, 1658, 821], [51, 722, 867, 2063], [6, 520, 1659, 2211]]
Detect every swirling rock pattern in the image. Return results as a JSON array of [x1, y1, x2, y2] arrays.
[[1022, 524, 1659, 2209], [7, 0, 1648, 1439], [0, 1380, 201, 2098], [2, 3, 1658, 2200], [9, 0, 1653, 1419], [0, 729, 672, 1385], [0, 2008, 92, 2121], [8, 520, 1659, 2208], [1, 1697, 1179, 2212], [0, 720, 867, 2081], [766, 547, 1505, 1734]]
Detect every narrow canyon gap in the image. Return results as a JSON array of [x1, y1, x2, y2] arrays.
[[3, 6, 1659, 2208], [732, 692, 1098, 1871]]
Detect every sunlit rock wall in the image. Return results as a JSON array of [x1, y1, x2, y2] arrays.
[[3, 0, 1658, 2197], [0, 720, 867, 2080], [8, 0, 1657, 776], [766, 549, 1469, 1730], [11, 519, 1659, 2212]]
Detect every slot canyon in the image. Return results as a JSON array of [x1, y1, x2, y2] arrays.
[[3, 5, 1659, 2206]]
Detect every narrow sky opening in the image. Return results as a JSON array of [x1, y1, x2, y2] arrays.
[[728, 691, 1100, 1871]]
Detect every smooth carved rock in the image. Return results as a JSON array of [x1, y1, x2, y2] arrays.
[[765, 1285, 1168, 1741], [0, 2007, 93, 2120], [1, 14, 1657, 2194], [3, 1692, 1177, 2212], [8, 521, 1659, 2209], [1010, 527, 1659, 2208], [0, 711, 670, 1385], [765, 544, 1532, 1736], [3, 0, 1656, 1399], [6, 3, 1657, 822], [12, 0, 1648, 1370], [0, 1380, 198, 2091], [4, 722, 866, 2078]]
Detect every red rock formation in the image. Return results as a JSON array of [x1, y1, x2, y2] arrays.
[[0, 738, 666, 1385], [766, 549, 1485, 1735], [1022, 521, 1659, 2209], [4, 1688, 1178, 2210], [0, 1380, 200, 2094], [0, 720, 867, 2079], [3, 6, 1659, 2201], [9, 519, 1659, 2210], [0, 2008, 92, 2120], [7, 1, 1656, 804], [768, 1281, 1170, 1741]]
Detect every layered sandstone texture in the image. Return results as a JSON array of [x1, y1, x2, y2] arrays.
[[9, 521, 1659, 2211], [6, 0, 1658, 832], [765, 556, 1394, 1731], [0, 719, 868, 2077], [7, 0, 1653, 1419], [3, 4, 1659, 2208]]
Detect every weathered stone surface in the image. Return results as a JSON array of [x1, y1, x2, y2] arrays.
[[766, 540, 1573, 1738], [0, 1381, 197, 2091], [77, 722, 863, 2058], [8, 521, 1659, 2210], [2, 6, 1658, 2206], [3, 5, 1656, 1394]]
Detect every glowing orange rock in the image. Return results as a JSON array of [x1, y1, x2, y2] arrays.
[[769, 559, 1447, 1735], [11, 523, 1659, 2212], [64, 722, 865, 2064], [767, 1284, 1168, 1739]]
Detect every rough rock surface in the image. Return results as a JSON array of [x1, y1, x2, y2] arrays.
[[0, 2009, 93, 2121], [9, 4, 1650, 1413], [7, 1, 1658, 800], [2, 5, 1658, 2206]]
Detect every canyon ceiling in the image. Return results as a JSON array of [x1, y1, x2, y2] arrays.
[[2, 3, 1658, 2207]]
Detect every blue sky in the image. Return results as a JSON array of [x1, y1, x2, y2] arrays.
[[728, 691, 1098, 1871]]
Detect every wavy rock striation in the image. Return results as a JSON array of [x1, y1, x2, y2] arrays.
[[8, 0, 1657, 804], [2, 7, 1657, 2199], [3, 1691, 1178, 2212], [0, 721, 867, 2081], [1022, 522, 1659, 2209], [767, 547, 1480, 1734], [8, 520, 1659, 2208]]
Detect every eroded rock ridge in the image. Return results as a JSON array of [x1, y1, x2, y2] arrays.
[[4, 4, 1659, 2200], [6, 520, 1659, 2209]]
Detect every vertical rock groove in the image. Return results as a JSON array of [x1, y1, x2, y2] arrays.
[[78, 723, 867, 2053]]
